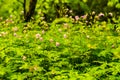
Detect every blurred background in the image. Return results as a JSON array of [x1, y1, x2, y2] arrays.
[[0, 0, 120, 22]]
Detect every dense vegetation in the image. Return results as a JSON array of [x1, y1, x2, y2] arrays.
[[0, 0, 120, 80]]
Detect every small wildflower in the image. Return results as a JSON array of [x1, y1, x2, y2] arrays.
[[65, 15, 68, 17], [22, 56, 26, 60], [63, 23, 69, 29], [98, 13, 104, 17], [34, 66, 38, 70], [35, 33, 41, 39], [13, 33, 17, 36], [10, 15, 13, 18], [40, 17, 45, 20], [86, 35, 90, 39], [0, 17, 3, 21], [50, 38, 54, 43], [75, 16, 79, 21], [95, 15, 99, 20], [109, 12, 113, 16], [12, 27, 18, 32], [85, 21, 88, 23], [58, 29, 62, 32], [81, 15, 87, 19], [1, 32, 7, 37], [56, 42, 60, 47], [92, 11, 96, 15], [63, 34, 67, 38], [69, 16, 72, 19], [42, 30, 45, 34], [112, 44, 115, 48], [21, 11, 24, 15], [108, 12, 113, 18], [39, 37, 43, 41], [69, 10, 73, 13]]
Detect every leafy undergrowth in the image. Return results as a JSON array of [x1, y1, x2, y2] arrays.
[[0, 16, 120, 80]]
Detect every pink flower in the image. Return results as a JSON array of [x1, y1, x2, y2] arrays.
[[98, 13, 104, 17], [56, 42, 60, 47], [35, 33, 41, 39], [81, 15, 87, 19], [13, 33, 17, 36], [75, 16, 79, 21], [39, 37, 43, 41]]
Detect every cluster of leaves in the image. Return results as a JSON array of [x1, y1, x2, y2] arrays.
[[0, 9, 120, 79]]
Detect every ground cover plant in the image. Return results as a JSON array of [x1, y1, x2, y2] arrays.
[[0, 0, 120, 80]]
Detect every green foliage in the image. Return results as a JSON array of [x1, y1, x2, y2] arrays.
[[0, 0, 120, 80]]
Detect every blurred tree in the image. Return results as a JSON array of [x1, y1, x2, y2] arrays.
[[24, 0, 37, 22]]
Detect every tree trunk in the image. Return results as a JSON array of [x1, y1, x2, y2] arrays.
[[24, 0, 37, 22]]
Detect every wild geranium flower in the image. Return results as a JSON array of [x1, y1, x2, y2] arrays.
[[75, 16, 79, 21], [35, 33, 41, 39], [56, 42, 60, 47]]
